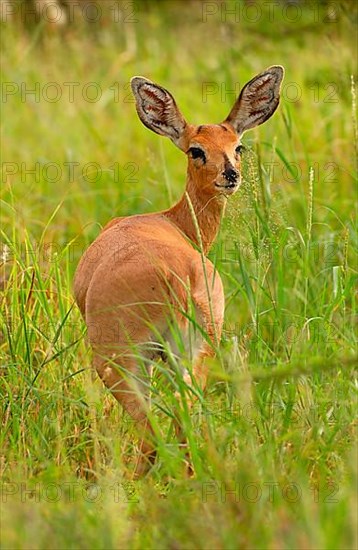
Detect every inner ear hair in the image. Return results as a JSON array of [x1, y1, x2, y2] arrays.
[[225, 65, 284, 135], [131, 76, 187, 149]]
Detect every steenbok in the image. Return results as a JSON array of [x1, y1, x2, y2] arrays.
[[74, 66, 284, 476]]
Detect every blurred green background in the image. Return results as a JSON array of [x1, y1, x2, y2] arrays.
[[1, 1, 357, 549]]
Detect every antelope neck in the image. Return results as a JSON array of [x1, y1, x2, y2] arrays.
[[164, 175, 225, 254]]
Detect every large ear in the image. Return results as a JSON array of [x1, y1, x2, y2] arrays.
[[131, 76, 188, 151], [224, 66, 284, 135]]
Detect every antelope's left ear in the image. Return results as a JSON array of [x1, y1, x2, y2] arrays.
[[131, 76, 188, 151], [224, 66, 284, 135]]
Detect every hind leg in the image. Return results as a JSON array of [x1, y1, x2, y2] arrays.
[[93, 349, 156, 477]]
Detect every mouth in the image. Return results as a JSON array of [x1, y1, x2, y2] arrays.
[[215, 182, 239, 194]]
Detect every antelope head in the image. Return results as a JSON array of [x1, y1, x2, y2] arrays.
[[131, 66, 284, 199]]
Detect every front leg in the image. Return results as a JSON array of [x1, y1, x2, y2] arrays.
[[173, 265, 225, 474]]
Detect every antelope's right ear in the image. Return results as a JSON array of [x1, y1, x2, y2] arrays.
[[224, 66, 284, 135], [131, 77, 188, 151]]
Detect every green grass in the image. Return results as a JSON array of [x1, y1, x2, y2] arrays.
[[1, 1, 357, 548]]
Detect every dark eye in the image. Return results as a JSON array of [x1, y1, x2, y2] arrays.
[[235, 144, 245, 155], [189, 147, 206, 162]]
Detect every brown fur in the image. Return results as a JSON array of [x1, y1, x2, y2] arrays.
[[74, 67, 284, 476]]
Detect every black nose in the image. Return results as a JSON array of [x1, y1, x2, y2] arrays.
[[223, 167, 238, 184]]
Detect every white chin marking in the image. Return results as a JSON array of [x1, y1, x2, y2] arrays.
[[215, 183, 239, 195]]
